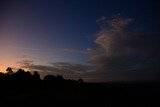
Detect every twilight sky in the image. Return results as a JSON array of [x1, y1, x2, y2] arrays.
[[0, 0, 159, 82]]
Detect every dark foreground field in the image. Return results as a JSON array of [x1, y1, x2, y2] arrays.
[[0, 81, 160, 107]]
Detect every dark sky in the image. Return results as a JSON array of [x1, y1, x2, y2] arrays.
[[0, 0, 159, 82]]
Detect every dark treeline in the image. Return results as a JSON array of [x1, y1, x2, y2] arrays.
[[0, 67, 83, 83]]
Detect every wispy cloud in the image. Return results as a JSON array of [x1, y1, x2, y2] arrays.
[[57, 48, 99, 56], [5, 46, 42, 51], [18, 60, 93, 79], [6, 46, 96, 56], [57, 48, 82, 53]]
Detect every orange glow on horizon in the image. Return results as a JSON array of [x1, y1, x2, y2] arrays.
[[0, 63, 19, 73], [0, 66, 7, 73]]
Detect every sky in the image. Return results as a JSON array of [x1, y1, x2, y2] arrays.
[[0, 0, 160, 82]]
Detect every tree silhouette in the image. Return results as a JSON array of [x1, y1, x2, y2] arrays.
[[32, 71, 40, 80], [6, 67, 13, 75], [14, 69, 32, 80], [78, 78, 84, 83], [0, 72, 5, 80], [43, 75, 56, 81], [1, 67, 85, 83], [56, 75, 63, 81]]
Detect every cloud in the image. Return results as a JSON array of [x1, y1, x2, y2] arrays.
[[88, 16, 160, 81], [50, 62, 93, 73], [18, 60, 92, 79], [4, 46, 98, 58], [57, 48, 82, 53], [57, 48, 98, 56], [96, 16, 132, 30]]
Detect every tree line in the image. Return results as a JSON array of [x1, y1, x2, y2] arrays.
[[0, 67, 84, 83]]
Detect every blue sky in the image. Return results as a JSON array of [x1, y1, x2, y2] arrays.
[[0, 0, 159, 82]]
